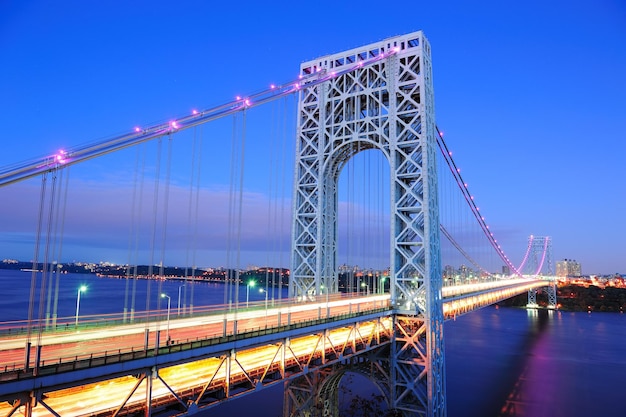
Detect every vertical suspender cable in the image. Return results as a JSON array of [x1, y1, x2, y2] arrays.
[[157, 135, 174, 341], [190, 126, 203, 315], [45, 167, 64, 328], [265, 100, 276, 303], [52, 166, 70, 326], [225, 114, 238, 309], [184, 127, 199, 317], [234, 109, 247, 309], [25, 173, 48, 370], [124, 146, 141, 323], [277, 96, 293, 301], [130, 145, 147, 322], [36, 169, 58, 353], [145, 138, 163, 335]]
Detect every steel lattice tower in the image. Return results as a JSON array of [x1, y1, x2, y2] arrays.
[[524, 235, 557, 308], [288, 31, 445, 416]]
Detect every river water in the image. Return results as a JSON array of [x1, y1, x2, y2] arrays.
[[1, 270, 624, 417]]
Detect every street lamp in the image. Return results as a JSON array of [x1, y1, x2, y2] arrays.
[[361, 281, 369, 296], [246, 280, 256, 308], [380, 276, 387, 294], [75, 285, 87, 329], [161, 293, 171, 345], [259, 288, 268, 308]]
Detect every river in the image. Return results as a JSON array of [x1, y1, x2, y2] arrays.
[[1, 270, 624, 416]]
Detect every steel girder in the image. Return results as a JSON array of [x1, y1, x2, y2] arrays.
[[524, 236, 556, 308], [1, 317, 393, 417], [290, 31, 445, 416]]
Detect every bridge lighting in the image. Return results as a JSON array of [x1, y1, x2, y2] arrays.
[[270, 84, 276, 89], [246, 280, 256, 308], [393, 46, 400, 52], [55, 151, 67, 164], [244, 99, 251, 106], [134, 127, 141, 133], [192, 109, 198, 115], [169, 121, 179, 130], [161, 293, 171, 345], [75, 285, 87, 329]]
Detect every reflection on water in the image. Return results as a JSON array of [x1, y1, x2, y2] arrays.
[[202, 307, 626, 417], [446, 307, 626, 417]]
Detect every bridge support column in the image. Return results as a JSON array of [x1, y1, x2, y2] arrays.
[[527, 288, 538, 308], [284, 368, 328, 417], [547, 282, 557, 309], [145, 367, 155, 417]]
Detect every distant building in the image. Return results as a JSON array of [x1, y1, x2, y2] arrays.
[[502, 265, 510, 276], [556, 259, 582, 277]]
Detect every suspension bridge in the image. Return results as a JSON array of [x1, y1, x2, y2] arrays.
[[0, 31, 556, 417]]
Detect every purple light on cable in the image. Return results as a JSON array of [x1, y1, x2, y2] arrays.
[[170, 121, 179, 130], [244, 99, 251, 106], [236, 96, 241, 100], [192, 109, 199, 115], [134, 127, 141, 133], [270, 84, 276, 89], [55, 150, 67, 164]]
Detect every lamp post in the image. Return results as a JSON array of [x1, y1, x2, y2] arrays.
[[361, 281, 369, 296], [75, 285, 87, 329], [380, 276, 387, 294], [259, 288, 268, 308], [161, 293, 171, 345], [246, 280, 256, 308]]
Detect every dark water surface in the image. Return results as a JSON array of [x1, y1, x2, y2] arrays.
[[205, 305, 626, 417], [1, 270, 624, 416]]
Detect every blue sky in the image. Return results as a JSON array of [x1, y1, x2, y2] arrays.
[[0, 0, 624, 275]]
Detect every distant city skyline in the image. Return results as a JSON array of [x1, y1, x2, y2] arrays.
[[0, 1, 624, 275]]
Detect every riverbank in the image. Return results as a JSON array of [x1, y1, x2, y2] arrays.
[[498, 283, 626, 312]]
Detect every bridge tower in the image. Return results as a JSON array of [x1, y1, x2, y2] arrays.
[[288, 31, 445, 416], [524, 235, 557, 308]]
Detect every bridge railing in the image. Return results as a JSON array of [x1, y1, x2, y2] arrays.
[[0, 299, 391, 381]]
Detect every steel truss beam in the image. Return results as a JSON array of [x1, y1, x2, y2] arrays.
[[1, 318, 392, 416], [290, 31, 445, 416], [524, 236, 556, 309]]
